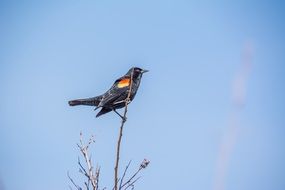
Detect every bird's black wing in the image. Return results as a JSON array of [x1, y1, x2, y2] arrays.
[[98, 76, 130, 107], [96, 107, 112, 117]]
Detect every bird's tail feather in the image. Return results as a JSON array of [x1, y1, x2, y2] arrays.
[[68, 96, 101, 107]]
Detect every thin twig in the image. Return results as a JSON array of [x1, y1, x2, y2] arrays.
[[84, 181, 90, 190], [119, 160, 132, 189], [78, 157, 89, 177], [120, 168, 142, 189], [120, 159, 150, 190], [123, 176, 141, 190], [67, 171, 82, 190], [75, 133, 100, 190], [114, 68, 134, 190], [95, 166, 100, 190]]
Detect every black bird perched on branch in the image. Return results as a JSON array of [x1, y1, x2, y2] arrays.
[[68, 67, 148, 119]]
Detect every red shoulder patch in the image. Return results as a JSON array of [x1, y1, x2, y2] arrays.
[[117, 78, 130, 88]]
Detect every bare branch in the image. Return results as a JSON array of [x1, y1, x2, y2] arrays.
[[71, 133, 100, 190], [120, 159, 150, 190], [120, 167, 141, 190], [123, 176, 141, 190], [67, 171, 82, 190], [114, 68, 134, 190], [119, 160, 132, 189], [78, 134, 98, 189], [78, 157, 89, 178]]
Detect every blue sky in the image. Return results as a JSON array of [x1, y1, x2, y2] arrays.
[[1, 1, 285, 190]]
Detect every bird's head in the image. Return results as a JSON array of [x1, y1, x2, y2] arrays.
[[127, 67, 149, 78]]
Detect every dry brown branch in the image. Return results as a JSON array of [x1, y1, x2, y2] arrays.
[[69, 116, 149, 190], [69, 133, 102, 190], [120, 159, 150, 190], [114, 68, 134, 190], [119, 160, 132, 189], [68, 171, 82, 190]]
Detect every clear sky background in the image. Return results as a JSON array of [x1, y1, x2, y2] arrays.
[[1, 1, 285, 190]]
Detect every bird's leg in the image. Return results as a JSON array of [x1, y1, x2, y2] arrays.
[[113, 109, 127, 122]]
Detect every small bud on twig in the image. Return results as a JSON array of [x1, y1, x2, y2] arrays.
[[140, 159, 150, 169]]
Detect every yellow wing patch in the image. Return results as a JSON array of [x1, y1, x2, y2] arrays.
[[117, 78, 130, 88]]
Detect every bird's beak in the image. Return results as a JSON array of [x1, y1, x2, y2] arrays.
[[141, 69, 149, 74]]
